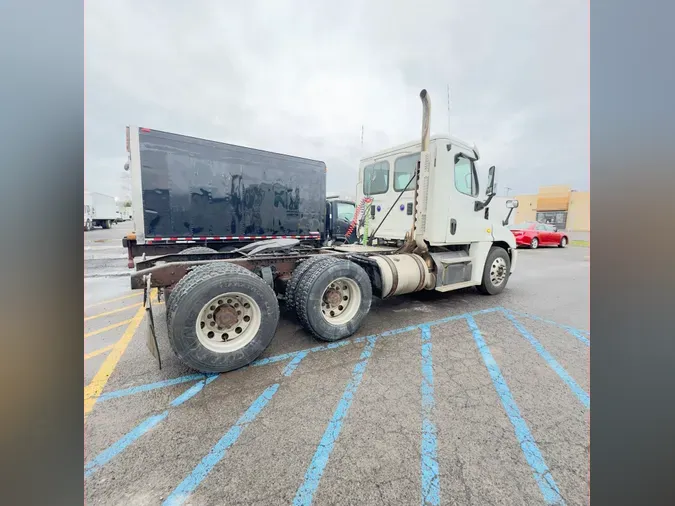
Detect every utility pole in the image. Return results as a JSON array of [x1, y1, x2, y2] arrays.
[[504, 186, 513, 197]]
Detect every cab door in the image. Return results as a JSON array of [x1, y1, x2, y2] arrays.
[[444, 148, 493, 245], [332, 200, 356, 242]]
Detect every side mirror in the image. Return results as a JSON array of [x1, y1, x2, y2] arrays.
[[506, 199, 519, 209], [486, 166, 496, 196]]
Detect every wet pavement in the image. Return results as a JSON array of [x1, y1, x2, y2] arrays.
[[84, 227, 590, 506]]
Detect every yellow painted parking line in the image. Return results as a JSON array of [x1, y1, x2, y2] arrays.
[[84, 344, 114, 360], [84, 292, 142, 309], [84, 318, 134, 339], [84, 303, 142, 322], [84, 291, 155, 418]]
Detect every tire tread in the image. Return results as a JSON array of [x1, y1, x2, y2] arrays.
[[167, 262, 276, 372], [285, 255, 341, 312], [295, 258, 371, 341]]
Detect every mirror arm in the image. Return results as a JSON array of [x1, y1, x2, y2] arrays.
[[502, 207, 514, 226], [474, 193, 495, 212]]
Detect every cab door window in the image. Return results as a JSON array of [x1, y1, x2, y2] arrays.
[[454, 155, 479, 197]]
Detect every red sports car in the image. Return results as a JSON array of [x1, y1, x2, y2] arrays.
[[508, 222, 569, 249]]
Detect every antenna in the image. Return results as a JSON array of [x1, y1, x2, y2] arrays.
[[447, 84, 451, 135], [504, 186, 513, 197], [360, 125, 364, 151]]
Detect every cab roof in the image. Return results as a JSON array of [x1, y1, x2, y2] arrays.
[[359, 134, 476, 165]]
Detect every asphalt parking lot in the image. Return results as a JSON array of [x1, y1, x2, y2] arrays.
[[85, 223, 590, 506]]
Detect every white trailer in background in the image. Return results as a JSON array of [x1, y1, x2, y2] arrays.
[[84, 192, 118, 230], [116, 206, 133, 222]]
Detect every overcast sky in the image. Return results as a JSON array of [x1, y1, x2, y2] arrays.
[[85, 0, 588, 200]]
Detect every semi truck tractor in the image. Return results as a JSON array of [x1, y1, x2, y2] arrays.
[[122, 128, 356, 267], [130, 89, 519, 373]]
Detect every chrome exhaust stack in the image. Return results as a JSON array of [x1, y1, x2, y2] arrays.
[[404, 89, 432, 255]]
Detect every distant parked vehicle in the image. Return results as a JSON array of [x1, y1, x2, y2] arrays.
[[115, 207, 133, 223], [84, 191, 118, 230], [508, 222, 568, 249]]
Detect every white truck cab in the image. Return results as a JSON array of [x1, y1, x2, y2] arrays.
[[351, 90, 518, 295]]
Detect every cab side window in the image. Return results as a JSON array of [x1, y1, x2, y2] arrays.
[[363, 161, 389, 195], [336, 202, 355, 221], [394, 153, 420, 191], [454, 155, 478, 197]]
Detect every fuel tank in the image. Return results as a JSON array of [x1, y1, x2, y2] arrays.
[[371, 253, 435, 298]]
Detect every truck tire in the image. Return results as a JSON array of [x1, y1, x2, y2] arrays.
[[102, 220, 111, 229], [85, 219, 92, 231], [295, 258, 372, 342], [476, 246, 511, 295], [284, 255, 339, 312], [167, 262, 279, 373], [165, 246, 220, 314]]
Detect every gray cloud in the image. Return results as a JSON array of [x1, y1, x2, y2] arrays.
[[85, 0, 588, 199]]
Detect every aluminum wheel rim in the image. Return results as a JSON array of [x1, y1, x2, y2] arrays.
[[321, 277, 361, 325], [561, 237, 567, 246], [531, 238, 538, 248], [195, 292, 261, 353], [490, 257, 507, 287]]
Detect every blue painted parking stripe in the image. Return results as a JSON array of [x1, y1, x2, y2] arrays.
[[91, 307, 544, 404], [97, 374, 207, 402], [293, 336, 378, 506], [170, 374, 219, 407], [563, 328, 591, 346], [84, 375, 218, 478], [503, 312, 590, 409], [420, 326, 439, 506], [85, 412, 168, 478], [283, 350, 309, 376], [252, 338, 359, 368], [502, 308, 590, 344], [466, 315, 565, 505], [163, 383, 280, 506]]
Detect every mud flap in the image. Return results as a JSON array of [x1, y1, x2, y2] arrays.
[[143, 274, 162, 369]]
